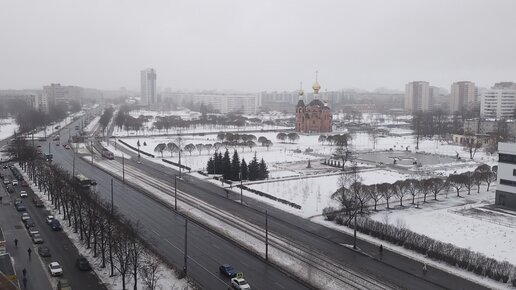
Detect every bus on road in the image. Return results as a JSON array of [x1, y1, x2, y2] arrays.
[[74, 174, 91, 188]]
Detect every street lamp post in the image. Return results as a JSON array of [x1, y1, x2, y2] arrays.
[[240, 173, 243, 205], [90, 141, 94, 165], [174, 174, 178, 211], [122, 153, 125, 182], [183, 218, 188, 276], [265, 210, 269, 261]]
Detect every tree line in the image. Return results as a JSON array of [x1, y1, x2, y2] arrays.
[[206, 149, 269, 181], [11, 140, 176, 290]]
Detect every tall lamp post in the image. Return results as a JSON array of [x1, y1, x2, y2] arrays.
[[122, 153, 125, 182], [183, 218, 188, 276], [174, 174, 178, 210]]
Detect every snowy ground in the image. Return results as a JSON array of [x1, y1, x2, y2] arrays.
[[16, 164, 190, 290], [370, 185, 516, 266], [83, 116, 100, 133], [33, 111, 85, 138], [0, 118, 19, 141]]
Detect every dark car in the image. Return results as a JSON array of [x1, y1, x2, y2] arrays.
[[219, 264, 237, 278], [16, 204, 26, 212], [25, 219, 35, 229], [7, 186, 14, 193], [50, 219, 62, 231], [90, 179, 97, 186], [38, 246, 51, 257], [21, 180, 28, 187], [76, 256, 92, 271]]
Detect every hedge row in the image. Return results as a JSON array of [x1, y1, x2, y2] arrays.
[[238, 184, 302, 209], [333, 214, 516, 285], [118, 139, 155, 158], [162, 159, 191, 171]]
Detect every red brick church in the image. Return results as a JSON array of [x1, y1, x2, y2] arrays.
[[295, 75, 332, 133]]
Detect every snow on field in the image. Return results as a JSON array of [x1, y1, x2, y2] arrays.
[[371, 186, 516, 265], [246, 169, 413, 217], [33, 111, 85, 138], [0, 118, 18, 141]]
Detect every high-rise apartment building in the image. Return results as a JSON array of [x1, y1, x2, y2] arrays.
[[450, 81, 477, 113], [140, 68, 157, 106], [496, 142, 516, 209], [404, 81, 430, 112], [480, 86, 516, 119]]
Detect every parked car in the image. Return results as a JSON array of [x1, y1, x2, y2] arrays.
[[2, 164, 8, 169], [20, 191, 28, 198], [3, 179, 9, 185], [48, 262, 63, 276], [12, 180, 18, 186], [6, 186, 14, 193], [76, 256, 92, 271], [46, 215, 55, 225], [21, 180, 28, 187], [32, 233, 44, 244], [33, 197, 43, 207], [90, 179, 97, 186], [219, 264, 237, 278], [57, 279, 71, 290], [24, 219, 35, 229], [38, 246, 51, 257], [51, 219, 62, 231], [0, 173, 4, 179], [27, 227, 39, 237], [21, 213, 30, 222], [16, 204, 26, 212], [14, 198, 22, 206], [231, 278, 251, 290]]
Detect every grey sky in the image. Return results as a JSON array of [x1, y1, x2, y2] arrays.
[[1, 0, 515, 92]]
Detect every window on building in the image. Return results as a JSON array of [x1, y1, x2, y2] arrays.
[[499, 153, 516, 165], [500, 179, 516, 187], [513, 169, 516, 176]]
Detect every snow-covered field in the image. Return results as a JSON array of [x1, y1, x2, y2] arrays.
[[0, 118, 18, 141], [370, 186, 516, 266]]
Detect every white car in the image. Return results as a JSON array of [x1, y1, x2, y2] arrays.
[[21, 213, 30, 222], [46, 215, 55, 225], [20, 191, 28, 198], [231, 278, 251, 290], [48, 262, 63, 276], [12, 180, 18, 186], [27, 227, 39, 237], [3, 179, 9, 185]]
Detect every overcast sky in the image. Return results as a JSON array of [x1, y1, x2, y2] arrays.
[[1, 0, 515, 92]]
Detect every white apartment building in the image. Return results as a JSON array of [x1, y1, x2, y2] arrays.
[[140, 68, 157, 106], [480, 89, 516, 119], [43, 83, 84, 106], [496, 142, 516, 209], [450, 81, 476, 113], [191, 93, 259, 114], [404, 81, 430, 112]]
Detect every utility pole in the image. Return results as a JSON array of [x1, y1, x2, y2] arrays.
[[240, 173, 243, 205], [184, 218, 188, 276], [91, 141, 94, 165], [265, 210, 269, 261], [122, 153, 125, 182], [174, 175, 177, 211], [178, 148, 182, 178], [111, 178, 114, 213], [72, 153, 75, 177]]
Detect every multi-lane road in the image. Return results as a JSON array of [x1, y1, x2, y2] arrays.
[[43, 116, 490, 290]]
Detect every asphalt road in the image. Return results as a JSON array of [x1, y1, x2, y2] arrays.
[[106, 137, 491, 290], [1, 165, 106, 290], [47, 122, 310, 290]]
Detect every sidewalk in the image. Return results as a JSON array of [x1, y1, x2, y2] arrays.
[[0, 185, 52, 290]]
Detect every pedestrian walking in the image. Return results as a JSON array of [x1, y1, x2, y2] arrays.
[[379, 244, 383, 254], [422, 263, 428, 274], [27, 248, 32, 260], [22, 276, 27, 289], [14, 238, 18, 247], [22, 268, 26, 277]]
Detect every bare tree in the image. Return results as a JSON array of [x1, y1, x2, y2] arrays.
[[368, 184, 384, 211], [139, 252, 163, 290], [195, 143, 204, 155], [377, 183, 393, 209], [393, 180, 409, 206], [448, 174, 466, 197], [463, 131, 483, 160], [184, 143, 195, 156], [153, 143, 166, 158]]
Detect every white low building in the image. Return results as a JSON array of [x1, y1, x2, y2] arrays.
[[496, 142, 516, 209]]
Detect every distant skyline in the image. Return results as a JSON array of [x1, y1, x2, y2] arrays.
[[1, 0, 516, 92]]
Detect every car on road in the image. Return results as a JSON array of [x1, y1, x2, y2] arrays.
[[90, 179, 97, 186], [231, 278, 251, 290], [33, 197, 43, 207], [56, 142, 60, 146], [16, 204, 26, 212], [14, 198, 22, 206], [37, 144, 42, 148], [27, 227, 39, 237], [38, 246, 51, 257], [24, 219, 35, 229], [7, 186, 14, 193], [64, 144, 70, 150], [32, 233, 44, 244], [51, 219, 62, 231], [76, 256, 92, 271], [21, 213, 30, 222], [46, 215, 55, 225], [57, 279, 71, 290], [2, 165, 7, 169], [3, 179, 9, 185], [12, 180, 18, 186], [20, 191, 28, 198], [219, 264, 237, 278], [0, 173, 3, 179], [48, 262, 63, 276], [21, 180, 28, 187]]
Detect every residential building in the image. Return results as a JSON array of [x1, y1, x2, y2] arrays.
[[496, 142, 516, 209], [480, 88, 516, 119], [404, 81, 430, 112], [43, 83, 85, 106], [190, 93, 259, 114], [450, 81, 477, 113], [295, 76, 332, 133], [464, 118, 516, 137], [140, 68, 157, 106]]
